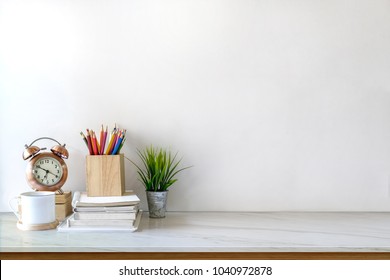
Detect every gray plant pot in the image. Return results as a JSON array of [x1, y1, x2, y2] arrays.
[[146, 191, 168, 218]]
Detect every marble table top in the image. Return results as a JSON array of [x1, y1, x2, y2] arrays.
[[1, 212, 390, 252]]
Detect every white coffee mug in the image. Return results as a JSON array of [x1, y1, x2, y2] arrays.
[[9, 191, 56, 225]]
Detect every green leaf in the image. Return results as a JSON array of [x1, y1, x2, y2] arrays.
[[128, 145, 192, 191]]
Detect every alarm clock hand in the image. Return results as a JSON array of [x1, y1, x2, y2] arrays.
[[46, 168, 57, 176], [36, 166, 52, 179], [37, 166, 50, 173], [36, 166, 55, 176], [47, 171, 59, 178]]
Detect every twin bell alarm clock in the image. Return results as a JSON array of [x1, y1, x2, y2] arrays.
[[22, 137, 69, 193]]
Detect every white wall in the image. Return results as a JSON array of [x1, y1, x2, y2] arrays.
[[1, 0, 390, 212]]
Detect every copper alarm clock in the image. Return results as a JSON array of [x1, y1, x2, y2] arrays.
[[22, 137, 69, 193]]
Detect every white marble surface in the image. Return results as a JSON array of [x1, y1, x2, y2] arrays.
[[1, 212, 390, 252]]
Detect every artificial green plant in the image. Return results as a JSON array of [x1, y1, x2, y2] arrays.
[[130, 145, 191, 192]]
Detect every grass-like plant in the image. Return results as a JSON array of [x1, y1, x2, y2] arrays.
[[130, 145, 191, 192]]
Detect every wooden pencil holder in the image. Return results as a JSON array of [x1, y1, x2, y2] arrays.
[[86, 154, 125, 196]]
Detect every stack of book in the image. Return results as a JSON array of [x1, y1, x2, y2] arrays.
[[58, 191, 141, 232]]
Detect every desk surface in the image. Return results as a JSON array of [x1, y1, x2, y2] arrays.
[[1, 212, 390, 253]]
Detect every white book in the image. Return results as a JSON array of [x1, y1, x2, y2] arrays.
[[74, 211, 138, 220], [70, 218, 136, 226], [57, 211, 142, 232], [72, 191, 140, 207], [73, 205, 139, 212]]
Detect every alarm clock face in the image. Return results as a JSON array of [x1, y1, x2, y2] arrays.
[[32, 156, 63, 186], [26, 152, 68, 191]]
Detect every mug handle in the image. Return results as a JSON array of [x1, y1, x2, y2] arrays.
[[8, 196, 20, 221]]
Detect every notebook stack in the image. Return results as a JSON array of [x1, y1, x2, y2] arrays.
[[58, 191, 141, 232]]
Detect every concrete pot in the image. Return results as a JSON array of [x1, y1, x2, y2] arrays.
[[146, 191, 168, 218]]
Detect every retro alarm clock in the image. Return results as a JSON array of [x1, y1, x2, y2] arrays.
[[22, 137, 69, 193]]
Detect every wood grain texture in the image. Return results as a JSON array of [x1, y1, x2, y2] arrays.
[[0, 252, 390, 260], [1, 252, 390, 260], [86, 154, 125, 196]]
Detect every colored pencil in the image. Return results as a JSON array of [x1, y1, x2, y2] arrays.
[[105, 130, 116, 155], [80, 131, 88, 146], [85, 129, 93, 155], [117, 137, 125, 154], [99, 125, 104, 155], [81, 124, 126, 155], [100, 125, 107, 155], [90, 130, 98, 155], [112, 134, 123, 155]]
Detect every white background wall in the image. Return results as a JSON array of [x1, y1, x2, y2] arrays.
[[1, 0, 390, 212]]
